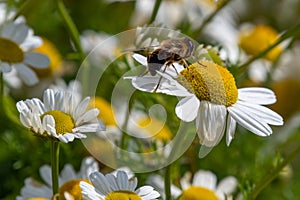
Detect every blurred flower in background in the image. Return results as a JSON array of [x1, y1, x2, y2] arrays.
[[80, 170, 160, 200], [147, 170, 237, 200], [17, 157, 99, 199]]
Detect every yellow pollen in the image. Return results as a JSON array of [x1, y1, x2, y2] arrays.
[[177, 61, 238, 106], [33, 38, 63, 77], [59, 179, 90, 200], [239, 25, 282, 61], [105, 191, 142, 200], [41, 110, 74, 135], [180, 186, 219, 200], [89, 97, 117, 126], [138, 117, 172, 141], [0, 37, 24, 63]]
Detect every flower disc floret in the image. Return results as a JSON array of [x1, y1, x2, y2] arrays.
[[41, 110, 74, 135], [177, 61, 238, 107], [180, 186, 219, 200], [0, 37, 24, 62]]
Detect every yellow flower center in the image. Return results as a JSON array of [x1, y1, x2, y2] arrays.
[[33, 38, 63, 77], [105, 191, 142, 200], [177, 61, 238, 107], [89, 97, 116, 126], [26, 198, 48, 200], [239, 25, 282, 61], [180, 186, 219, 200], [41, 110, 74, 135], [59, 179, 91, 200], [0, 37, 24, 63], [138, 117, 172, 141]]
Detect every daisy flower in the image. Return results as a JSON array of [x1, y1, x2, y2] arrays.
[[17, 157, 99, 200], [16, 88, 103, 143], [147, 170, 237, 200], [0, 19, 50, 85], [127, 55, 283, 152], [80, 170, 160, 200]]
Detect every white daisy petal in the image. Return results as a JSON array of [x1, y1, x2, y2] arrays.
[[238, 87, 276, 105], [228, 105, 272, 136], [216, 176, 238, 197], [193, 170, 217, 191], [175, 96, 199, 122], [132, 53, 148, 66], [235, 101, 283, 125], [60, 164, 76, 183], [1, 63, 12, 73], [197, 102, 226, 147], [225, 115, 237, 146], [39, 165, 52, 187], [90, 172, 112, 195], [14, 63, 39, 86], [24, 52, 50, 69]]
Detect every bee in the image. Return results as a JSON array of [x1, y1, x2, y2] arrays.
[[131, 37, 194, 92], [147, 37, 194, 76]]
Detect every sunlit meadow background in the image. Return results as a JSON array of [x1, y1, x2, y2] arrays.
[[1, 0, 300, 199]]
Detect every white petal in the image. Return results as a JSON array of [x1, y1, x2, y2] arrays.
[[238, 87, 277, 105], [235, 101, 283, 126], [196, 102, 226, 147], [1, 63, 12, 73], [193, 170, 217, 191], [74, 97, 90, 120], [39, 165, 52, 187], [175, 96, 199, 122], [24, 52, 50, 69], [132, 53, 147, 66], [226, 115, 237, 146], [43, 89, 55, 111], [89, 171, 111, 195], [216, 176, 238, 196], [14, 63, 39, 86], [75, 109, 99, 126], [228, 105, 272, 136], [60, 164, 76, 182], [2, 22, 28, 44]]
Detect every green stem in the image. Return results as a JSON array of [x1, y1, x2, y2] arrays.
[[56, 0, 85, 62], [50, 141, 60, 198], [120, 105, 130, 149], [0, 73, 4, 113], [238, 22, 300, 75], [192, 0, 232, 38], [164, 163, 172, 200], [149, 0, 162, 24], [13, 0, 33, 20], [249, 144, 300, 199]]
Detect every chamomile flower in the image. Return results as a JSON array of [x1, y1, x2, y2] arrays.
[[0, 20, 49, 85], [17, 157, 99, 200], [127, 55, 283, 148], [147, 170, 237, 200], [80, 170, 160, 200], [16, 88, 103, 143]]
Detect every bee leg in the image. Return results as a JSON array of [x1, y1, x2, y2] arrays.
[[171, 64, 179, 75], [153, 65, 167, 93]]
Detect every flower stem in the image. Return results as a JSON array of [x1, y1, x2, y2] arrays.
[[50, 141, 60, 198], [56, 0, 85, 62], [192, 0, 232, 38], [164, 163, 172, 200], [0, 73, 4, 113], [249, 144, 300, 199], [238, 22, 300, 75], [149, 0, 162, 24]]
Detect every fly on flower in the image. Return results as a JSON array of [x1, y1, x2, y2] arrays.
[[128, 37, 195, 92]]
